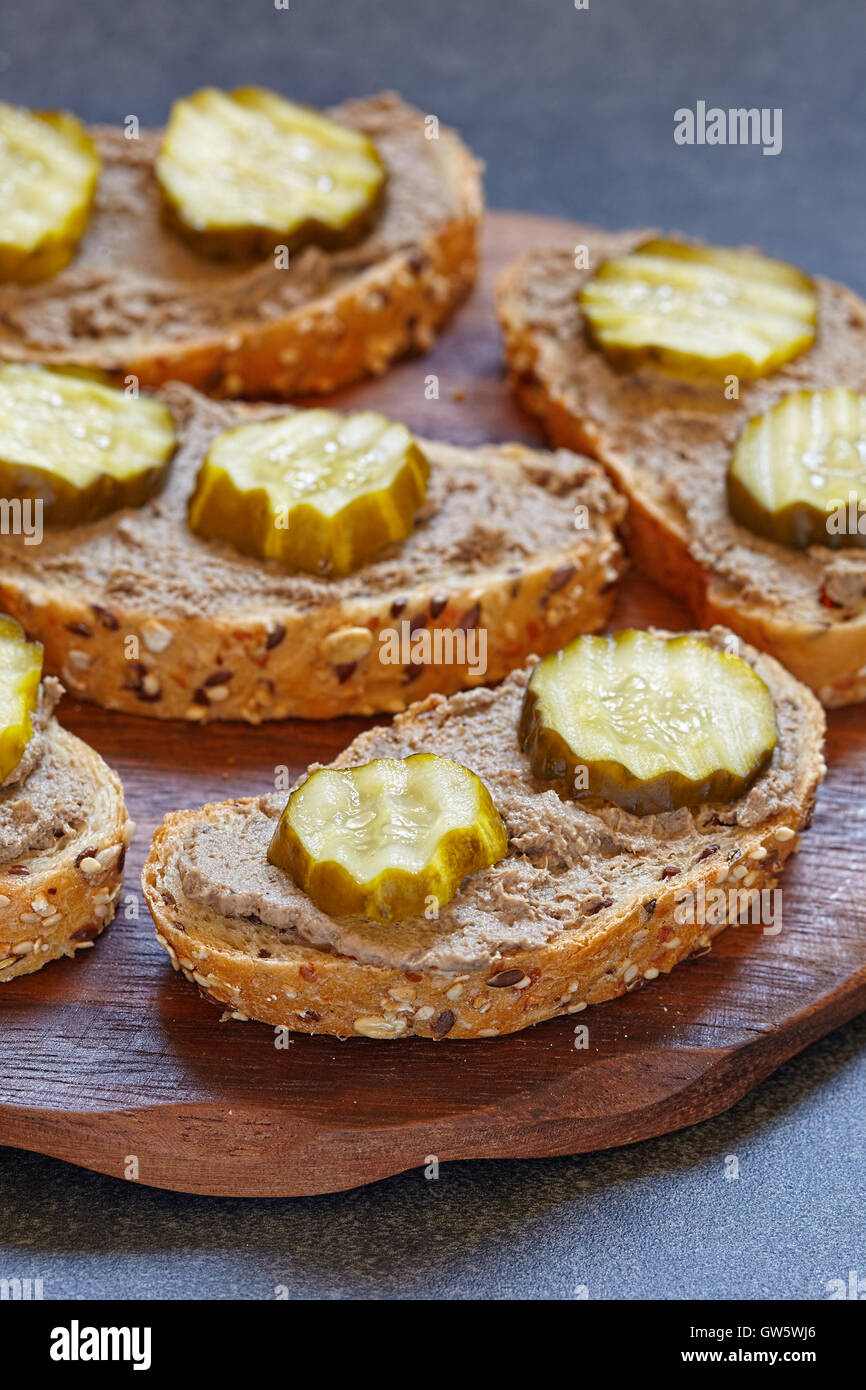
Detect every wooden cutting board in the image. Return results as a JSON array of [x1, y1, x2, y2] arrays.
[[1, 212, 864, 1198]]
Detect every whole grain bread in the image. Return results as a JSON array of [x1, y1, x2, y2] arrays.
[[497, 226, 866, 706], [0, 721, 134, 982], [0, 94, 482, 399], [142, 631, 825, 1040], [0, 384, 625, 721]]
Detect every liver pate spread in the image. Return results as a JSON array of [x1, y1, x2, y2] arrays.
[[0, 94, 465, 360], [179, 633, 808, 973], [514, 231, 866, 619], [0, 679, 90, 863], [0, 385, 614, 619]]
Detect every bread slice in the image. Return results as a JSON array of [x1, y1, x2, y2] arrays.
[[0, 94, 482, 399], [0, 383, 625, 722], [497, 227, 866, 706], [0, 696, 134, 982], [142, 630, 825, 1040]]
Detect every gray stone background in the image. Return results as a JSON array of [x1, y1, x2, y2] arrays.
[[1, 0, 864, 1299]]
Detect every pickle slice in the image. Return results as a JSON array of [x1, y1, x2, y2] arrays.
[[0, 102, 99, 283], [268, 754, 508, 922], [188, 408, 429, 576], [0, 615, 43, 783], [728, 388, 866, 550], [579, 238, 816, 380], [0, 364, 177, 526], [156, 86, 385, 259], [519, 630, 778, 816]]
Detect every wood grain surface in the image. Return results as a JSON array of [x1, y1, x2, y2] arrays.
[[0, 212, 864, 1198]]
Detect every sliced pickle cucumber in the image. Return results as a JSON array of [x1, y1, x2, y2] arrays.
[[0, 615, 43, 783], [268, 753, 508, 922], [156, 85, 386, 259], [519, 630, 778, 817], [0, 102, 99, 283], [0, 365, 177, 526], [579, 238, 817, 380], [728, 388, 866, 549], [188, 408, 429, 576]]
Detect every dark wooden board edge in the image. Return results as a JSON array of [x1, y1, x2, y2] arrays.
[[3, 964, 865, 1197]]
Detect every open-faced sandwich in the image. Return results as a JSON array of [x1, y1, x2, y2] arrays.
[[498, 228, 866, 705], [143, 628, 825, 1039], [0, 88, 482, 397], [0, 365, 624, 720], [0, 616, 133, 981]]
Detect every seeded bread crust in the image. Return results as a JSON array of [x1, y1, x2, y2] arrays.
[[0, 724, 134, 982], [5, 551, 622, 723], [142, 642, 825, 1041], [0, 95, 482, 400], [496, 233, 866, 707], [0, 403, 626, 722]]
